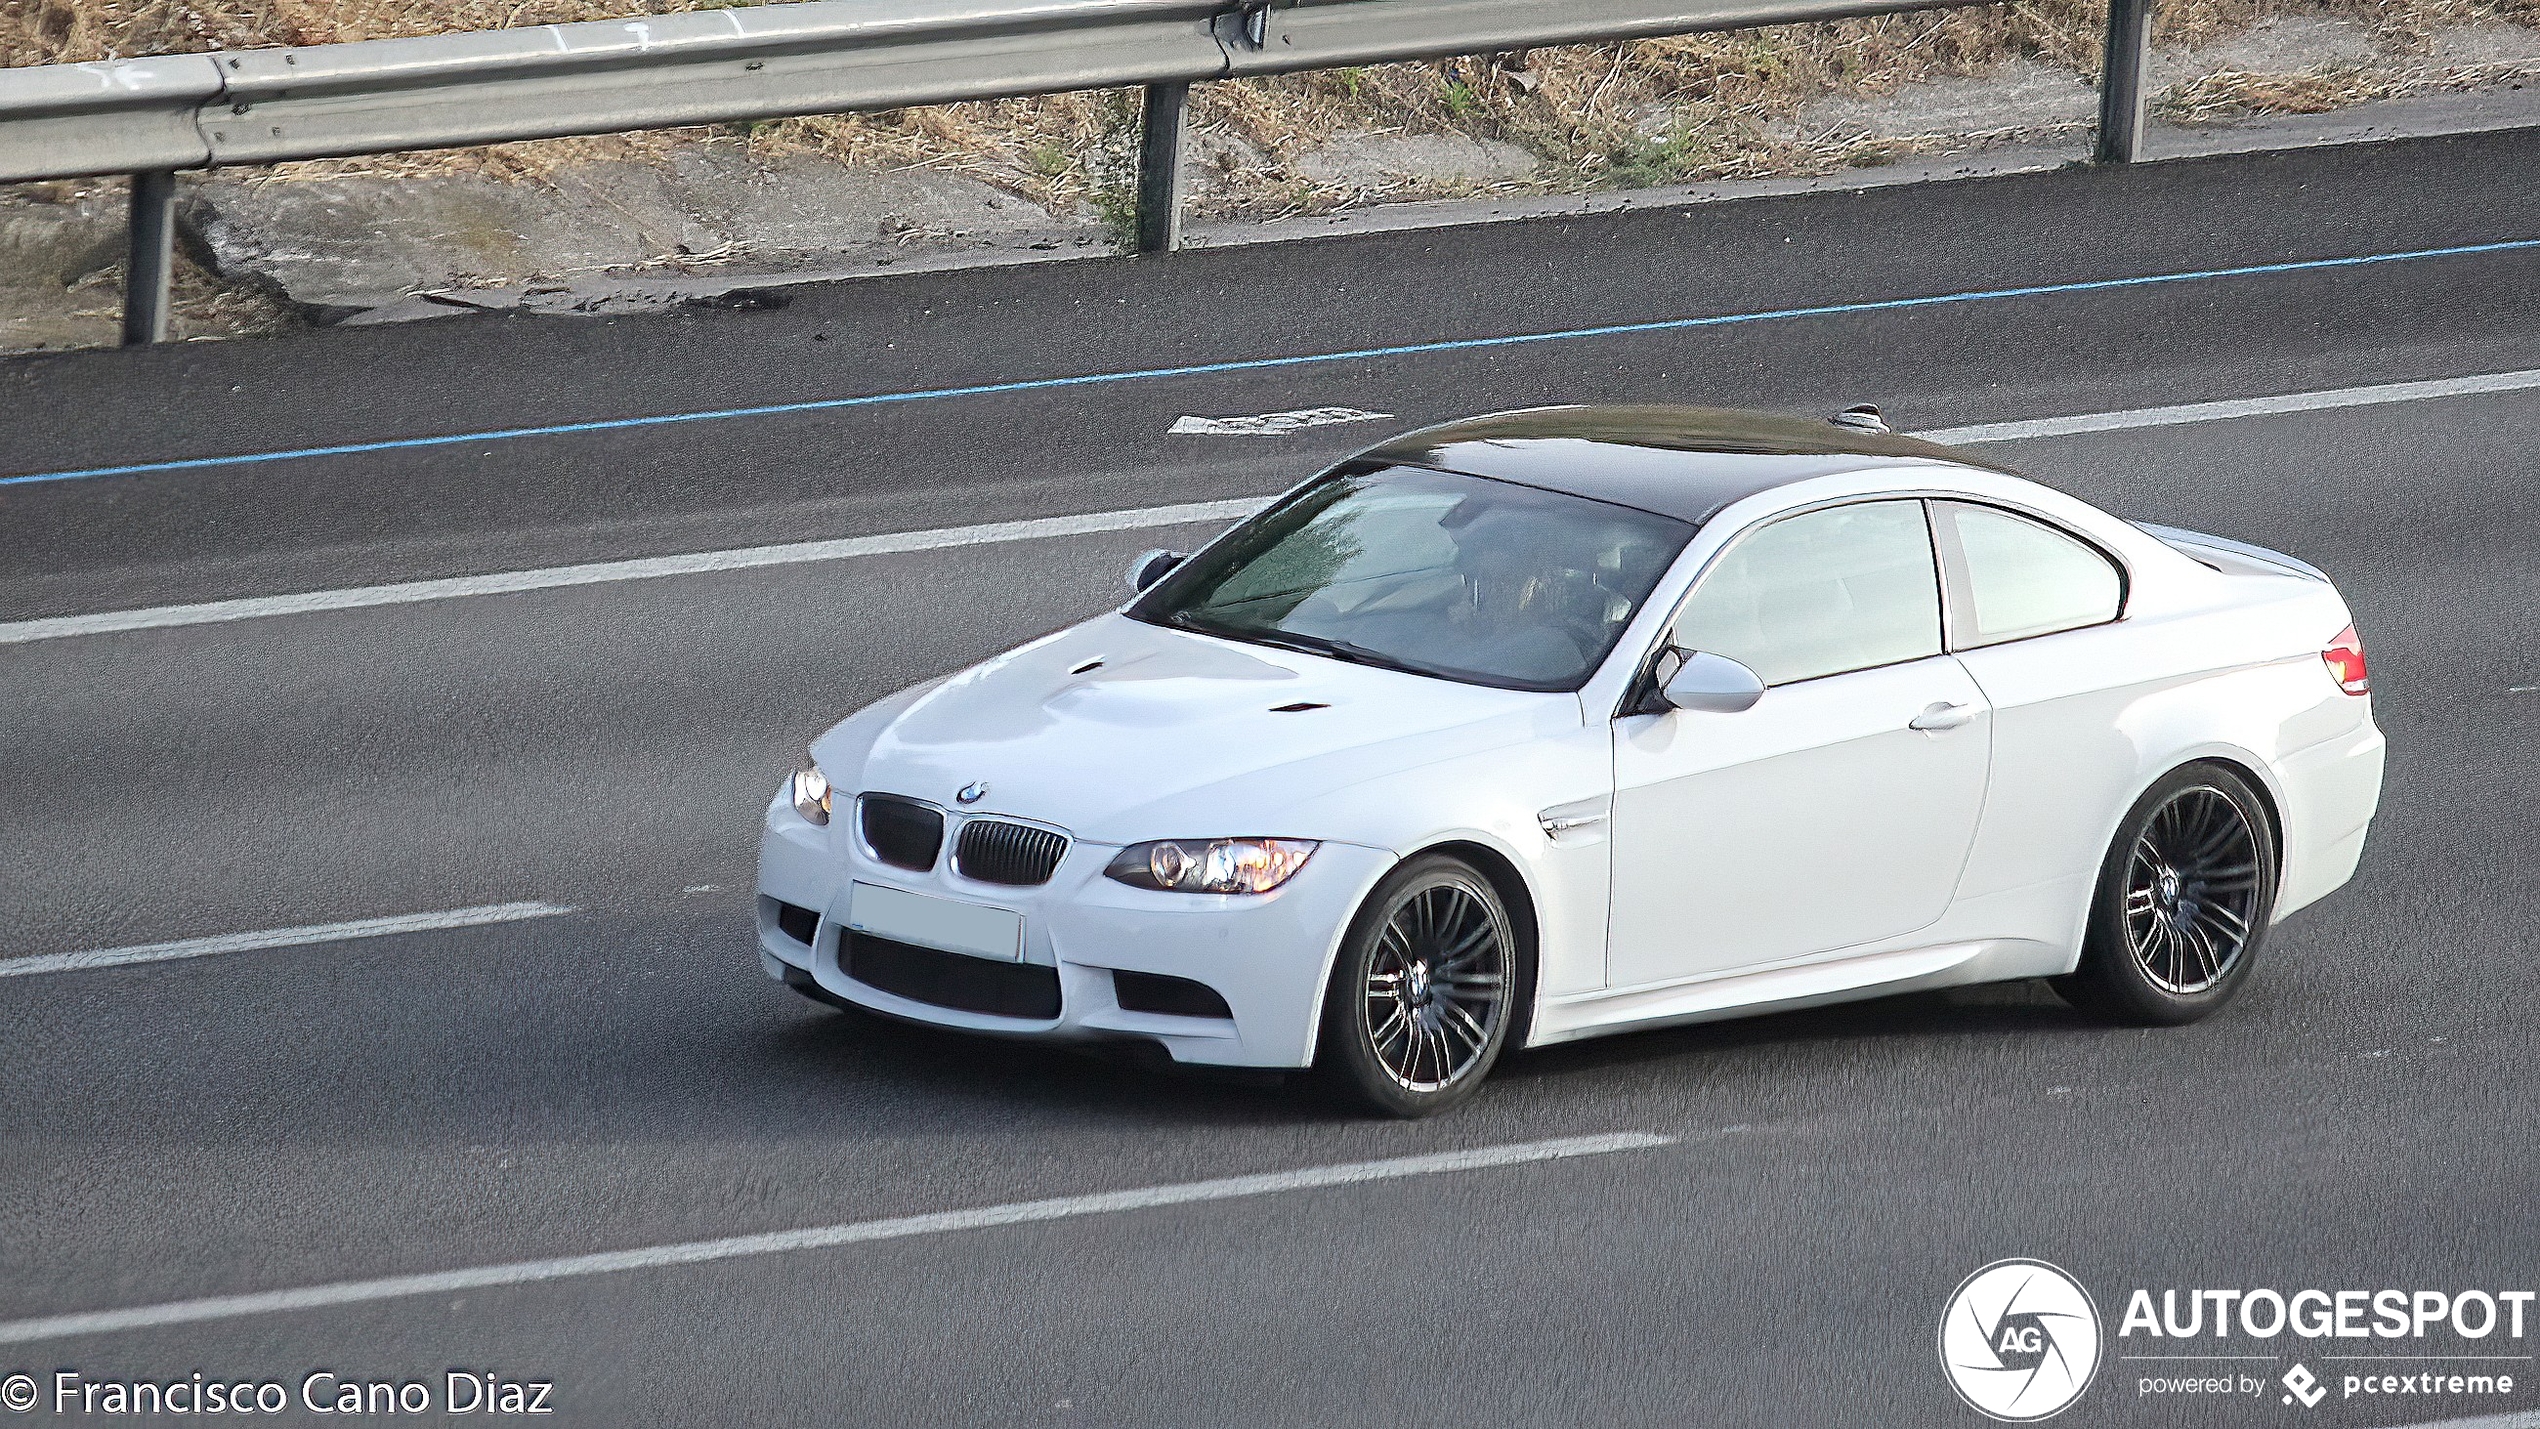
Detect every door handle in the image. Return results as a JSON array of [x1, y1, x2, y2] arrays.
[[1908, 701, 1977, 732]]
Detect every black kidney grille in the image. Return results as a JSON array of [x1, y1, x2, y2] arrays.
[[954, 818, 1068, 886], [858, 795, 944, 872]]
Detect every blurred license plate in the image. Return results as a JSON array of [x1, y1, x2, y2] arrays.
[[848, 883, 1023, 962]]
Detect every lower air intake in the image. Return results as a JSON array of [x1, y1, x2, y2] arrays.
[[843, 934, 1060, 1020], [770, 899, 819, 945], [1112, 970, 1233, 1020]]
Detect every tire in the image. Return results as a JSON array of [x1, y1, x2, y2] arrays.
[[2054, 762, 2279, 1026], [1315, 853, 1524, 1118]]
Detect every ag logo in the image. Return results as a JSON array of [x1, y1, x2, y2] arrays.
[[1939, 1259, 2103, 1421]]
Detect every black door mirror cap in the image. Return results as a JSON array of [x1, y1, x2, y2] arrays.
[[1126, 549, 1187, 593]]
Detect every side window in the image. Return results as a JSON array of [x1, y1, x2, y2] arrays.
[[1670, 500, 1943, 686], [1933, 502, 2124, 648]]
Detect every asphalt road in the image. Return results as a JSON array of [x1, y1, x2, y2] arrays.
[[2, 130, 2537, 1427]]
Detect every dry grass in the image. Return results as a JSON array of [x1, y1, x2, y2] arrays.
[[2162, 62, 2392, 116], [1180, 13, 2116, 217], [5, 0, 2537, 221], [0, 0, 751, 62], [43, 242, 302, 342], [2158, 50, 2540, 121]]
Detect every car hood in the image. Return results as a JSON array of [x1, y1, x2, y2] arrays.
[[815, 613, 1571, 845]]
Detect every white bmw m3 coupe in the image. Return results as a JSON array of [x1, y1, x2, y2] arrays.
[[757, 406, 2385, 1116]]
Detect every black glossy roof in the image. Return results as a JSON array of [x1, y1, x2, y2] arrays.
[[1356, 405, 2016, 524]]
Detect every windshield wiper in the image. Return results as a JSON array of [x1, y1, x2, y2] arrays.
[[1157, 611, 1431, 677], [1229, 628, 1425, 676]]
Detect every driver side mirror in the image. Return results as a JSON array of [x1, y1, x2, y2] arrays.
[[1661, 650, 1765, 714], [1126, 549, 1186, 593]]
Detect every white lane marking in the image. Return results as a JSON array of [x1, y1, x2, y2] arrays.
[[0, 902, 574, 979], [0, 500, 1261, 647], [1916, 369, 2540, 445], [1169, 406, 1395, 436], [2377, 1414, 2540, 1429], [0, 1132, 1673, 1344], [11, 367, 2538, 649]]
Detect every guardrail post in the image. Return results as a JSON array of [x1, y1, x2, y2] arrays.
[[1134, 80, 1188, 254], [121, 169, 178, 346], [2094, 0, 2154, 163]]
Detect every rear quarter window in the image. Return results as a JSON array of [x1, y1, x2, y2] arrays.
[[1934, 501, 2124, 648]]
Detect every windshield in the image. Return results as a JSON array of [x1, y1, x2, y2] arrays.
[[1130, 465, 1696, 691]]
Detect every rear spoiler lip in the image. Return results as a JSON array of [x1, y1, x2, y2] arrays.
[[2132, 521, 2332, 583]]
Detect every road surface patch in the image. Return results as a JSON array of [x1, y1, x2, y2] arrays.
[[4, 237, 2533, 489], [0, 1132, 1673, 1345], [7, 367, 2536, 648]]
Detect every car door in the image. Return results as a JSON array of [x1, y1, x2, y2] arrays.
[[1606, 499, 1993, 990], [1925, 499, 2135, 911]]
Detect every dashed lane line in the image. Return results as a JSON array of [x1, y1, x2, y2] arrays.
[[0, 902, 575, 979]]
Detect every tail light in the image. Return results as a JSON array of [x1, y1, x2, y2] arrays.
[[2321, 624, 2369, 695]]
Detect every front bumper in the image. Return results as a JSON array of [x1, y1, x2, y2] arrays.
[[756, 794, 1396, 1068]]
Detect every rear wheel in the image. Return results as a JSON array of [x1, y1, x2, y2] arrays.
[[1316, 854, 1520, 1118], [2055, 763, 2278, 1025]]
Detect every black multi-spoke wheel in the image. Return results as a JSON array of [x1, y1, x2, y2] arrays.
[[1318, 854, 1525, 1117], [2056, 763, 2278, 1025], [1364, 882, 1508, 1092], [2123, 786, 2263, 993]]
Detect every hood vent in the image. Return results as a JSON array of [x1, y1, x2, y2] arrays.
[[1270, 701, 1329, 713]]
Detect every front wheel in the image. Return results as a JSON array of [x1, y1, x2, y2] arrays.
[[1316, 854, 1521, 1118], [2055, 762, 2278, 1025]]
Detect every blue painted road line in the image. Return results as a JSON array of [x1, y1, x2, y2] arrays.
[[6, 236, 2535, 490]]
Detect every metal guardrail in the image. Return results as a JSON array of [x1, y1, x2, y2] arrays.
[[0, 0, 2157, 344]]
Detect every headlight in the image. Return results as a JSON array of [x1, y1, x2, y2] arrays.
[[1104, 838, 1318, 894], [790, 758, 833, 826]]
